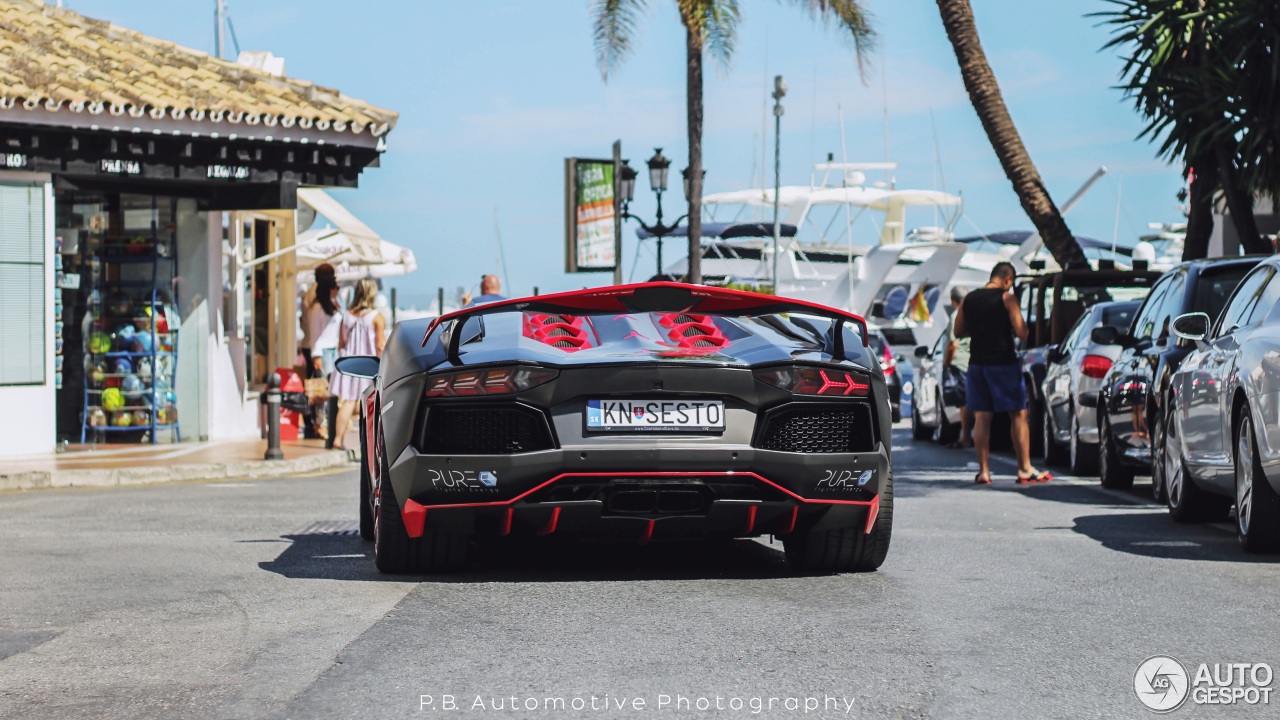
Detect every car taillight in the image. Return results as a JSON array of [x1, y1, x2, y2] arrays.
[[881, 343, 896, 376], [755, 366, 871, 397], [1081, 355, 1112, 379], [424, 366, 558, 397]]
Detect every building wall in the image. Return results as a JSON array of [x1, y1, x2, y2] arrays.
[[0, 172, 55, 455]]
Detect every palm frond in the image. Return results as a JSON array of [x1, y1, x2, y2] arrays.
[[593, 0, 649, 81], [784, 0, 877, 79]]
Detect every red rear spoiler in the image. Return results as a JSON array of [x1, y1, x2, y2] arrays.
[[422, 281, 868, 350]]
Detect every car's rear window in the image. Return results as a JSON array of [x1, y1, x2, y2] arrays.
[[1196, 267, 1255, 319], [1101, 304, 1137, 330]]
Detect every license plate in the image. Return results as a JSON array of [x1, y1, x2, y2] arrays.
[[585, 399, 725, 432]]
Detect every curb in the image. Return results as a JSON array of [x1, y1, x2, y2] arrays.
[[0, 450, 353, 492]]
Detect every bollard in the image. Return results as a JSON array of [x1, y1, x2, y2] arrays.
[[325, 395, 339, 450], [264, 372, 284, 460]]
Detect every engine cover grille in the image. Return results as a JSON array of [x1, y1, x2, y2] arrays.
[[420, 404, 554, 455], [755, 403, 876, 453]]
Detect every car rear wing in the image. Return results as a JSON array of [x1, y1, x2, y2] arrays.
[[422, 281, 869, 358]]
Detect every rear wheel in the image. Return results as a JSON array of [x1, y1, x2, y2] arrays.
[[784, 476, 893, 573], [1150, 410, 1167, 504], [374, 455, 469, 574], [1043, 404, 1068, 467], [1235, 410, 1280, 553], [933, 396, 959, 445], [1165, 408, 1231, 522], [1069, 408, 1099, 476], [1098, 412, 1135, 490], [911, 396, 932, 441]]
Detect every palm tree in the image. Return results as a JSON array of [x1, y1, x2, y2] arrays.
[[1097, 0, 1276, 259], [935, 0, 1088, 269], [593, 1, 875, 284]]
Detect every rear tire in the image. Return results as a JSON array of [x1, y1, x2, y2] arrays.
[[1069, 408, 1099, 476], [1043, 404, 1068, 467], [933, 396, 959, 445], [784, 476, 893, 573], [911, 399, 932, 441], [1235, 410, 1280, 553], [373, 455, 469, 574], [1150, 409, 1167, 504], [1098, 412, 1135, 490], [1165, 408, 1231, 523]]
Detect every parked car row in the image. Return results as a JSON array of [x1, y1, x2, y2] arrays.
[[909, 255, 1280, 553]]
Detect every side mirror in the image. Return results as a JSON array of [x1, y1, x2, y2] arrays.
[[1090, 326, 1122, 346], [1172, 312, 1210, 345], [914, 345, 930, 359], [334, 355, 380, 379]]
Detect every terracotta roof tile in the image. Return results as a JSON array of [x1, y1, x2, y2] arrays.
[[0, 0, 396, 137]]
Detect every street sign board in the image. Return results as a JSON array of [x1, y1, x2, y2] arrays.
[[564, 157, 618, 273]]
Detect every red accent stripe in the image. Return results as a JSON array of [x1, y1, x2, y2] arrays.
[[401, 499, 427, 539], [499, 507, 514, 536], [782, 506, 799, 535], [863, 494, 880, 535], [538, 507, 561, 536], [743, 505, 758, 533], [410, 471, 877, 511], [640, 519, 655, 543]]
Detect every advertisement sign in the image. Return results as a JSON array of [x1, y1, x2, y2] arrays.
[[564, 158, 618, 273]]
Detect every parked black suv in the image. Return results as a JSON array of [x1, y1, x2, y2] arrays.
[[1082, 257, 1263, 495]]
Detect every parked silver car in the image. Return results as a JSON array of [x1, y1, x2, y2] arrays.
[[910, 328, 963, 443], [1165, 256, 1280, 552], [1042, 300, 1141, 474]]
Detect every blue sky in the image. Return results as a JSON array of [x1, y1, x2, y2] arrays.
[[62, 0, 1180, 306]]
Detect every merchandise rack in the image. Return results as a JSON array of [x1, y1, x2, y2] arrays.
[[80, 196, 181, 444]]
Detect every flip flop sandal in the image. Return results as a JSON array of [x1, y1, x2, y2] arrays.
[[974, 473, 992, 485], [1017, 470, 1053, 484]]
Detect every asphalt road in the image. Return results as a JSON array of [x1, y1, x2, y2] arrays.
[[1, 426, 1277, 720]]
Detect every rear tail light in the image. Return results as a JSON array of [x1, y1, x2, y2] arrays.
[[755, 366, 871, 397], [1081, 354, 1112, 379], [881, 342, 896, 376], [425, 366, 558, 397]]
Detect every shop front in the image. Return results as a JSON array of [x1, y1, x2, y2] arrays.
[[0, 0, 397, 455]]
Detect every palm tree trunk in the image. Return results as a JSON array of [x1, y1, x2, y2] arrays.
[[936, 0, 1086, 270], [685, 24, 704, 284], [1182, 154, 1217, 260], [1214, 143, 1270, 255]]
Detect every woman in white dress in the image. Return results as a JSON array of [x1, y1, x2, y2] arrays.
[[330, 278, 386, 450]]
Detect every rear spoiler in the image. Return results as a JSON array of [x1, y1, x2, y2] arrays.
[[422, 281, 868, 355]]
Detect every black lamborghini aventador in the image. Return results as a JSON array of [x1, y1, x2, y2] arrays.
[[335, 282, 894, 574]]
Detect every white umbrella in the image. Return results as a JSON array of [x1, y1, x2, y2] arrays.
[[295, 225, 417, 284]]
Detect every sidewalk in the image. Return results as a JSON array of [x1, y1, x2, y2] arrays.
[[0, 438, 353, 492]]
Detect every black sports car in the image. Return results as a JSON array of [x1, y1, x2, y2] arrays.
[[336, 282, 894, 574]]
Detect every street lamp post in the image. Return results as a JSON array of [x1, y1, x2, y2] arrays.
[[771, 75, 786, 292], [619, 148, 696, 280]]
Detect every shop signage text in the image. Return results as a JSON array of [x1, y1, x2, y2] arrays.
[[99, 158, 141, 175], [2, 152, 28, 169], [207, 164, 250, 180]]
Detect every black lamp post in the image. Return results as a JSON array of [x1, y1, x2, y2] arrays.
[[619, 148, 695, 279]]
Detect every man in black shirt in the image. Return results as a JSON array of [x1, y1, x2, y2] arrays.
[[953, 262, 1051, 485]]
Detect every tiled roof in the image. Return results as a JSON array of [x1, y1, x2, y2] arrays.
[[0, 0, 396, 138]]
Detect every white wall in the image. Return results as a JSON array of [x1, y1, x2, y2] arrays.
[[0, 173, 55, 456]]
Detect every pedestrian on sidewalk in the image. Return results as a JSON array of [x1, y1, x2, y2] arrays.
[[953, 262, 1051, 485], [462, 274, 507, 307], [330, 278, 386, 452], [300, 264, 341, 439], [943, 285, 973, 449]]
